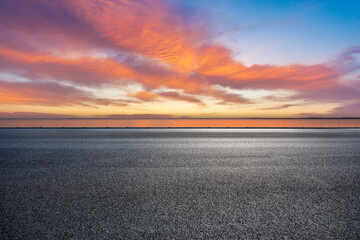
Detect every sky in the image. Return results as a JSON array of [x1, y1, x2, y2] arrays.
[[0, 0, 359, 118]]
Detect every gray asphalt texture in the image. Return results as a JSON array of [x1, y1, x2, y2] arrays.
[[1, 129, 360, 239]]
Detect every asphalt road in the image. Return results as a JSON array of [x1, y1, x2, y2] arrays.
[[1, 129, 360, 239]]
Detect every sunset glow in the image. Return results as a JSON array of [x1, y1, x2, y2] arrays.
[[0, 0, 359, 118]]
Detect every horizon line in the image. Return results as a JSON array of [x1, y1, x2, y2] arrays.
[[0, 117, 360, 120]]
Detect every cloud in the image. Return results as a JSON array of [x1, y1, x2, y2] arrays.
[[334, 46, 360, 73], [101, 114, 173, 119], [260, 104, 296, 110], [0, 80, 129, 106], [0, 112, 77, 118], [0, 47, 136, 86], [0, 112, 177, 119], [329, 101, 360, 117], [0, 0, 359, 116], [157, 91, 204, 105]]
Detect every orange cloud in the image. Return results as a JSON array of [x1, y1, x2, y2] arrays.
[[132, 91, 158, 101], [133, 90, 203, 105], [0, 46, 135, 85], [0, 80, 129, 106], [70, 0, 342, 91], [0, 112, 77, 118], [72, 0, 202, 72]]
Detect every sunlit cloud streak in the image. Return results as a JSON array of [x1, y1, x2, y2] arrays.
[[0, 80, 129, 106], [0, 112, 77, 118]]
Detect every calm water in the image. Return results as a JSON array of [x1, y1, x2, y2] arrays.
[[0, 118, 359, 128], [1, 129, 360, 239]]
